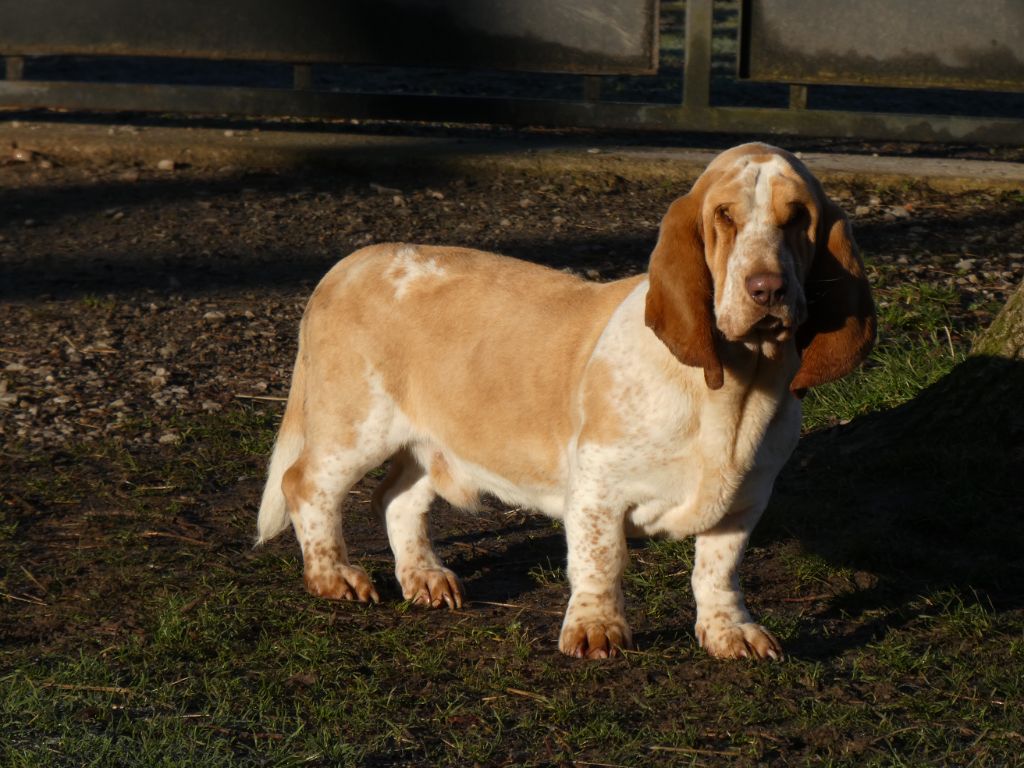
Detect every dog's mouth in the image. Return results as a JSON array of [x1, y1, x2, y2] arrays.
[[750, 314, 793, 341]]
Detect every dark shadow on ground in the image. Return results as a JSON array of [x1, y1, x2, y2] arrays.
[[3, 164, 1019, 301], [0, 165, 664, 299], [445, 526, 567, 605], [0, 232, 656, 301], [759, 354, 1024, 658]]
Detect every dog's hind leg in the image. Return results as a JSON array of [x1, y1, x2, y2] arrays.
[[371, 449, 463, 609], [281, 444, 387, 603]]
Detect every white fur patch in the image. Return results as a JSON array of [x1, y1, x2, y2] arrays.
[[385, 246, 447, 300], [717, 155, 802, 340]]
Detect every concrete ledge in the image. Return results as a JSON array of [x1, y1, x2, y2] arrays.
[[3, 120, 1023, 193]]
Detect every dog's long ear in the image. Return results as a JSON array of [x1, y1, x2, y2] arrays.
[[790, 200, 876, 395], [645, 193, 724, 390]]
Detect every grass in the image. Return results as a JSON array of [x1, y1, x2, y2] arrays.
[[801, 336, 963, 431], [4, 256, 1024, 766]]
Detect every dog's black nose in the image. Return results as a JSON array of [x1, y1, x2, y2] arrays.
[[746, 273, 787, 307]]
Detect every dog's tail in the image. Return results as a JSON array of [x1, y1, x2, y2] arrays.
[[255, 345, 306, 546]]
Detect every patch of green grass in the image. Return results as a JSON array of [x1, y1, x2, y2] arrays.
[[626, 538, 695, 620], [802, 336, 963, 431], [4, 572, 1023, 766], [779, 547, 855, 592], [80, 294, 118, 312], [877, 282, 960, 336], [527, 558, 565, 587]]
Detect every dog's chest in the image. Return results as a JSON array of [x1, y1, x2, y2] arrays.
[[581, 292, 801, 536], [617, 378, 798, 535]]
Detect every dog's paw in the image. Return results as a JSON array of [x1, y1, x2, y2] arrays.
[[696, 620, 782, 660], [559, 616, 632, 659], [304, 564, 380, 604], [399, 566, 464, 610]]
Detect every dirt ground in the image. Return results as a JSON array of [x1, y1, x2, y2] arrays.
[[2, 154, 1022, 595], [2, 150, 1021, 451], [2, 142, 1024, 766]]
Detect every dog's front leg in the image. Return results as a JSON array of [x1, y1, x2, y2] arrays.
[[558, 498, 631, 659], [692, 506, 782, 660]]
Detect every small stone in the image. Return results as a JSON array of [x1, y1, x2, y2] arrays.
[[392, 195, 405, 207], [587, 148, 601, 154], [224, 130, 236, 137], [956, 259, 976, 271], [4, 363, 26, 373], [500, 218, 512, 227], [158, 431, 181, 445], [519, 198, 533, 209], [886, 206, 911, 219], [552, 216, 566, 225], [203, 310, 226, 323], [426, 189, 445, 200], [156, 159, 177, 171], [119, 170, 140, 183], [369, 182, 402, 195], [201, 400, 222, 412]]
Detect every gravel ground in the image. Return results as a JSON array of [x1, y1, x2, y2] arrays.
[[2, 149, 1022, 454]]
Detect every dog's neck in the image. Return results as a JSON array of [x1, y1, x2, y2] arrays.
[[715, 335, 799, 397]]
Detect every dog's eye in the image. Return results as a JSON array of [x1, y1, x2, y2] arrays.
[[787, 204, 810, 229], [715, 206, 733, 224]]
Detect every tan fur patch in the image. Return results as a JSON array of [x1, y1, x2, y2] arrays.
[[282, 458, 314, 513], [428, 451, 479, 509], [578, 358, 623, 446], [310, 246, 642, 488]]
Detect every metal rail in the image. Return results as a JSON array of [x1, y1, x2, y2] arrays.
[[1, 0, 1022, 145]]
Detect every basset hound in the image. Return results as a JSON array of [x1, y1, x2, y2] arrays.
[[256, 142, 875, 660]]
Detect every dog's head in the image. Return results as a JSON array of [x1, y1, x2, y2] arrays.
[[645, 143, 876, 394]]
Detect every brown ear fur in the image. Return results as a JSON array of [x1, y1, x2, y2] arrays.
[[645, 193, 724, 389], [791, 200, 876, 395]]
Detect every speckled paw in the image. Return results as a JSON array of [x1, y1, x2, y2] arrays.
[[696, 621, 782, 660], [559, 618, 632, 659], [304, 564, 380, 604], [399, 567, 464, 610]]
